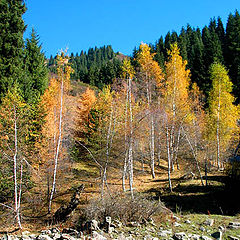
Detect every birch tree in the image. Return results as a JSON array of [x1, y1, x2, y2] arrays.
[[137, 43, 163, 179], [164, 43, 191, 190], [0, 87, 28, 229], [206, 62, 239, 169], [121, 58, 135, 198], [42, 53, 72, 212]]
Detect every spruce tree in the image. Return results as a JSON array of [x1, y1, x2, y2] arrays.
[[178, 28, 188, 61], [225, 10, 240, 102], [24, 28, 49, 102], [190, 32, 205, 93], [0, 0, 26, 99], [155, 36, 165, 70]]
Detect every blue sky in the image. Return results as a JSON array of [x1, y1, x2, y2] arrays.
[[23, 0, 240, 58]]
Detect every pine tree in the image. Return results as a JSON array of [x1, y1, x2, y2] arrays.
[[0, 0, 26, 99], [202, 26, 223, 94], [24, 28, 49, 102], [190, 31, 205, 93], [178, 28, 188, 61], [225, 10, 240, 102], [155, 36, 165, 70]]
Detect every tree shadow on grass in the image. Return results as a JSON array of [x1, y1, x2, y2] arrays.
[[146, 175, 240, 216]]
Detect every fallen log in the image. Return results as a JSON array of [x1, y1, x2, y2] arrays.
[[52, 184, 84, 224]]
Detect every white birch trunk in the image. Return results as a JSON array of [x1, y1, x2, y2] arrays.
[[122, 79, 129, 192], [128, 77, 134, 199], [157, 131, 161, 166], [182, 126, 204, 186], [150, 115, 155, 178], [49, 75, 64, 212], [174, 126, 181, 170], [166, 123, 172, 192], [13, 106, 22, 229], [146, 75, 155, 179], [216, 82, 221, 170], [101, 104, 113, 199], [170, 56, 177, 172]]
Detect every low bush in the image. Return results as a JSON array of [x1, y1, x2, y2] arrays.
[[80, 192, 166, 224]]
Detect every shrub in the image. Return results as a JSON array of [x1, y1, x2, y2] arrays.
[[80, 192, 166, 224]]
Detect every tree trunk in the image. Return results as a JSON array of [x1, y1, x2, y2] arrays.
[[182, 126, 204, 186], [13, 106, 22, 229], [49, 75, 64, 212], [150, 115, 155, 178], [166, 124, 172, 192], [52, 185, 84, 224], [101, 104, 114, 199], [122, 80, 129, 192], [216, 81, 221, 170], [128, 78, 134, 199], [146, 77, 155, 179]]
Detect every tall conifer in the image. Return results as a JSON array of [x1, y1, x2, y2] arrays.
[[0, 0, 26, 99]]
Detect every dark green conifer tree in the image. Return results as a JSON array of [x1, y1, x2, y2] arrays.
[[0, 0, 26, 99], [178, 28, 188, 61], [225, 10, 240, 102], [155, 36, 165, 70], [23, 28, 49, 102]]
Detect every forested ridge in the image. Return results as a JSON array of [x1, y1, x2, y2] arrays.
[[1, 0, 240, 233], [49, 45, 123, 89]]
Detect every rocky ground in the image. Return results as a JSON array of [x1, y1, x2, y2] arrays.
[[1, 214, 240, 240]]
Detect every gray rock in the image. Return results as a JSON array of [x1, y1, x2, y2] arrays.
[[106, 216, 111, 224], [117, 233, 126, 240], [174, 222, 182, 227], [29, 235, 36, 240], [228, 222, 240, 229], [158, 232, 168, 237], [158, 230, 172, 237], [91, 219, 100, 231], [113, 220, 123, 228], [11, 237, 19, 240], [52, 233, 61, 240], [1, 235, 8, 240], [173, 215, 181, 222], [228, 236, 239, 240], [201, 236, 213, 240], [125, 235, 134, 240], [204, 219, 214, 227], [200, 226, 205, 232], [50, 229, 60, 234], [218, 226, 225, 232], [62, 229, 79, 237], [143, 235, 153, 240], [61, 234, 74, 240], [188, 234, 200, 240], [174, 232, 189, 240], [40, 231, 51, 236], [21, 236, 31, 240], [211, 231, 222, 240], [37, 235, 53, 240], [92, 231, 107, 240], [128, 222, 140, 227], [108, 226, 114, 234]]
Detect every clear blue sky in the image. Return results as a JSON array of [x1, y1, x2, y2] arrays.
[[23, 0, 240, 58]]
